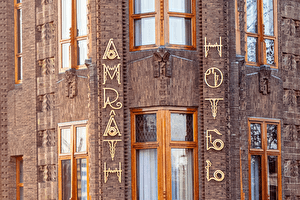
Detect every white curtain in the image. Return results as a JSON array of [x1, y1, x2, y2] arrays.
[[135, 18, 155, 46], [251, 155, 261, 200], [134, 0, 154, 14], [263, 0, 274, 36], [171, 149, 193, 200], [137, 149, 158, 200]]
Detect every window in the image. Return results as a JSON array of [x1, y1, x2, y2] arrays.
[[14, 0, 22, 84], [131, 108, 198, 200], [245, 0, 277, 67], [58, 121, 89, 200], [59, 0, 88, 71], [16, 156, 23, 200], [248, 118, 281, 200], [129, 0, 196, 51]]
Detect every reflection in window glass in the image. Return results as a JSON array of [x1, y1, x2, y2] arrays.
[[267, 124, 277, 149], [247, 0, 258, 33], [169, 17, 191, 45], [251, 155, 262, 200], [247, 37, 257, 63], [62, 43, 70, 68], [19, 159, 23, 183], [171, 113, 193, 141], [265, 39, 275, 65], [134, 18, 156, 46], [136, 149, 158, 200], [268, 156, 278, 200], [169, 0, 191, 13], [77, 40, 88, 66], [20, 187, 24, 200], [250, 123, 262, 149], [136, 114, 157, 142], [77, 0, 88, 36], [62, 0, 72, 40], [17, 9, 22, 53], [62, 160, 71, 200], [76, 127, 87, 152], [61, 129, 71, 153], [263, 0, 274, 36], [134, 0, 155, 14], [18, 57, 22, 81], [171, 149, 194, 200], [77, 159, 88, 200]]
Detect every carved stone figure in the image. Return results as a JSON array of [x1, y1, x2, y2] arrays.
[[153, 50, 172, 78], [65, 68, 77, 98], [259, 65, 271, 95]]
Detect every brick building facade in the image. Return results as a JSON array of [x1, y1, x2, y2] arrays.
[[0, 0, 299, 199]]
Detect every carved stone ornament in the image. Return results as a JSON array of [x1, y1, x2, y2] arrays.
[[153, 50, 172, 78], [259, 65, 271, 95], [65, 68, 77, 98]]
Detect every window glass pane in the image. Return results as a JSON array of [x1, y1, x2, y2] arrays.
[[265, 39, 275, 65], [19, 187, 24, 200], [77, 0, 87, 36], [169, 0, 191, 13], [62, 0, 72, 40], [61, 129, 71, 154], [134, 0, 155, 14], [251, 155, 262, 200], [19, 159, 23, 183], [18, 57, 22, 81], [169, 17, 191, 45], [136, 149, 158, 200], [247, 0, 257, 33], [171, 113, 193, 141], [136, 114, 157, 142], [171, 149, 194, 200], [62, 43, 70, 68], [62, 160, 71, 200], [247, 37, 257, 63], [77, 159, 88, 200], [250, 123, 261, 149], [76, 127, 87, 152], [268, 156, 278, 200], [263, 0, 274, 36], [134, 17, 155, 46], [267, 124, 277, 149], [77, 40, 88, 66], [17, 9, 22, 53]]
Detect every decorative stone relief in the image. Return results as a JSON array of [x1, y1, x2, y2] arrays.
[[283, 89, 296, 106], [153, 51, 172, 78], [284, 160, 299, 177], [259, 65, 271, 95], [43, 94, 52, 111], [39, 57, 55, 76], [41, 0, 53, 5], [38, 165, 57, 182], [37, 22, 55, 42], [284, 124, 297, 141], [37, 129, 56, 148], [37, 94, 54, 112], [65, 68, 77, 98]]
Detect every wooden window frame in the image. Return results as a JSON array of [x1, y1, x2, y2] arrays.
[[248, 118, 282, 200], [129, 0, 196, 51], [14, 0, 22, 84], [131, 107, 199, 200], [58, 0, 88, 72], [58, 121, 89, 200], [245, 0, 278, 68], [16, 156, 23, 200]]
